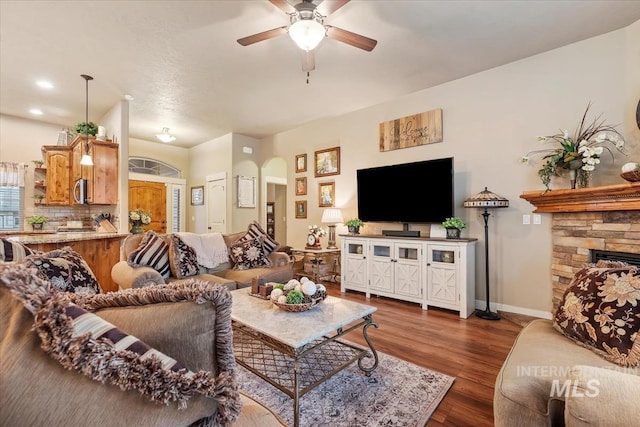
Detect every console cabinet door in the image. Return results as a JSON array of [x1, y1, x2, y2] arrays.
[[393, 242, 422, 298], [341, 238, 368, 293], [369, 242, 393, 293], [427, 245, 459, 310]]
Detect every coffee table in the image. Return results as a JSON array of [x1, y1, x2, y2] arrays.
[[231, 288, 379, 427]]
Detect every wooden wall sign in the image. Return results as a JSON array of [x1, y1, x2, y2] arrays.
[[379, 108, 443, 152]]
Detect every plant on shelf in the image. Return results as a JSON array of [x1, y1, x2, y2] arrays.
[[345, 218, 364, 234], [521, 103, 626, 191], [74, 121, 98, 136], [33, 194, 45, 205], [442, 217, 466, 239], [27, 215, 48, 231], [32, 159, 44, 168]]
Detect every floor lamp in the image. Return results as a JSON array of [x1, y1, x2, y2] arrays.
[[464, 187, 509, 320]]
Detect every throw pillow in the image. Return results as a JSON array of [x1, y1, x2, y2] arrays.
[[128, 231, 171, 278], [24, 246, 101, 294], [0, 238, 35, 262], [168, 234, 199, 279], [553, 263, 640, 367], [240, 221, 280, 255], [229, 236, 272, 271]]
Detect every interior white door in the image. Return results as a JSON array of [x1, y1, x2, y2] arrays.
[[206, 176, 227, 233]]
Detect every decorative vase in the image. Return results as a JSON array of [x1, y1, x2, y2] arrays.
[[576, 169, 591, 188], [348, 225, 360, 234], [32, 223, 43, 231], [446, 228, 460, 239], [569, 169, 577, 189], [130, 221, 144, 234]]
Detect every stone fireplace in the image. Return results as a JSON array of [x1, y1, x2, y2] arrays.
[[521, 182, 640, 311]]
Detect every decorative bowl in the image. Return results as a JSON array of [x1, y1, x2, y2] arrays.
[[621, 171, 640, 182], [272, 290, 327, 312]]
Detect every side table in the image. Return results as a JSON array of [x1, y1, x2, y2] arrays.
[[290, 248, 341, 284]]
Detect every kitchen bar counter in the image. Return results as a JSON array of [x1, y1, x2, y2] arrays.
[[5, 232, 129, 244], [3, 232, 130, 293]]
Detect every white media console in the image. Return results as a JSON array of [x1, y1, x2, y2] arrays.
[[340, 234, 477, 318]]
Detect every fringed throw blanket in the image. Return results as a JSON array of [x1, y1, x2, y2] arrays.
[[0, 263, 242, 426]]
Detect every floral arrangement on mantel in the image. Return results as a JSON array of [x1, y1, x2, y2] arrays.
[[128, 208, 151, 234], [521, 103, 626, 191], [308, 224, 327, 238]]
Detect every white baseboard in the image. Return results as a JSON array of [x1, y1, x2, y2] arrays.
[[475, 300, 552, 320]]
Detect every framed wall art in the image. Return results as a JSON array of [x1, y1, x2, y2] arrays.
[[295, 177, 307, 196], [191, 186, 204, 206], [295, 153, 307, 173], [318, 181, 335, 207], [295, 200, 307, 219], [237, 176, 256, 208], [314, 146, 340, 177]]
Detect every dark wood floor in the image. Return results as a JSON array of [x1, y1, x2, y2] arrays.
[[325, 283, 525, 427]]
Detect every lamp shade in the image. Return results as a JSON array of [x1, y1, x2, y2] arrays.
[[463, 187, 509, 209], [321, 208, 344, 224], [289, 19, 326, 51], [80, 153, 93, 166]]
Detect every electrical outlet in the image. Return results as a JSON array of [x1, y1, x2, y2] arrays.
[[522, 214, 531, 225], [533, 214, 542, 225]]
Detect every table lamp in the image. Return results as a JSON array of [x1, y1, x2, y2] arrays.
[[463, 187, 509, 320], [321, 208, 344, 249]]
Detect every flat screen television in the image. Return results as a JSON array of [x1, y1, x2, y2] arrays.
[[357, 157, 454, 226]]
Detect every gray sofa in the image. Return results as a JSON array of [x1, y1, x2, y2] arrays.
[[112, 231, 293, 291], [494, 319, 640, 427]]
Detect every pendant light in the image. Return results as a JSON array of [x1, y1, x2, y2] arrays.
[[79, 74, 94, 166]]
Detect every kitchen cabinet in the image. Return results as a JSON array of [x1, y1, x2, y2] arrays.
[[70, 135, 119, 205], [42, 146, 71, 205], [24, 235, 122, 292]]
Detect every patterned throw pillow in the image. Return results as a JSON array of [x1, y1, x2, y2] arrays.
[[128, 231, 171, 278], [553, 263, 640, 367], [24, 246, 101, 294], [0, 238, 35, 262], [229, 236, 272, 271], [239, 221, 280, 255], [168, 234, 199, 279]]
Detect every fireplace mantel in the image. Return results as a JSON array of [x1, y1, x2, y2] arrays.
[[521, 182, 640, 213]]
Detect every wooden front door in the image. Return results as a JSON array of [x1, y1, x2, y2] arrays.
[[129, 180, 166, 233]]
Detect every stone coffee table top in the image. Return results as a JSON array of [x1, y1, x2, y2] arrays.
[[231, 288, 376, 349]]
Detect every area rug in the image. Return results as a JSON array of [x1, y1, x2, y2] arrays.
[[236, 346, 455, 427]]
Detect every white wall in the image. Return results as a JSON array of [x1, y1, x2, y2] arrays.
[[262, 24, 639, 316]]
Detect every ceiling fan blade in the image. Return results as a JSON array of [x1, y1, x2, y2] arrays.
[[326, 25, 377, 51], [237, 27, 288, 46], [268, 0, 296, 14], [316, 0, 350, 17], [302, 50, 315, 72]]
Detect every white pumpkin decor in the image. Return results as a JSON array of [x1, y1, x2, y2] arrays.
[[301, 281, 317, 296]]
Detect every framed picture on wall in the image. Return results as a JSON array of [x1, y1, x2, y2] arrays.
[[314, 147, 340, 177], [295, 154, 307, 173], [295, 200, 307, 218], [318, 181, 335, 207], [191, 186, 204, 206], [295, 177, 307, 195]]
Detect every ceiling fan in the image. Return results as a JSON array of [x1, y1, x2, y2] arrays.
[[237, 0, 377, 71]]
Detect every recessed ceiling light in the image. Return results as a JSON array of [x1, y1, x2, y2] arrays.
[[36, 80, 54, 89], [124, 94, 134, 101], [29, 109, 43, 115]]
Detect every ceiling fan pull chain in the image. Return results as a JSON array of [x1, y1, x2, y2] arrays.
[[306, 71, 310, 84]]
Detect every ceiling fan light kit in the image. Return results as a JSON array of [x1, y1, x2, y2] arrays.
[[237, 0, 377, 72], [288, 18, 326, 51]]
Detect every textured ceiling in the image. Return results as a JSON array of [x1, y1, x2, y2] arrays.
[[1, 1, 639, 147]]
